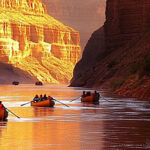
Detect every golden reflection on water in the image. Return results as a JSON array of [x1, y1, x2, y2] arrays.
[[0, 108, 82, 150], [1, 85, 149, 149], [0, 85, 104, 150]]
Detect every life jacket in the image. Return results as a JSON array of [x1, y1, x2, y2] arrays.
[[48, 96, 53, 100], [82, 94, 86, 98], [92, 93, 96, 97], [0, 104, 3, 110]]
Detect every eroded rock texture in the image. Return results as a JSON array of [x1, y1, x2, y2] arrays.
[[105, 0, 150, 51], [0, 0, 81, 84], [71, 0, 150, 99]]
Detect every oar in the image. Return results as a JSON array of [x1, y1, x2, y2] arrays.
[[20, 101, 31, 106], [53, 99, 69, 107], [4, 107, 20, 119], [70, 97, 81, 102], [100, 96, 109, 102]]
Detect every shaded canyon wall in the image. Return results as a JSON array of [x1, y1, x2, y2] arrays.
[[43, 0, 106, 49], [71, 0, 150, 99], [0, 0, 81, 84]]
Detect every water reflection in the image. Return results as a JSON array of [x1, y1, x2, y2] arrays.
[[102, 98, 150, 149], [104, 120, 150, 149], [33, 107, 55, 118], [0, 85, 149, 149]]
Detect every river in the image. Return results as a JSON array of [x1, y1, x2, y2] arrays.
[[0, 84, 150, 150]]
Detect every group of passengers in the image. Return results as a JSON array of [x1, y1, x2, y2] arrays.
[[82, 91, 100, 101], [33, 94, 53, 102]]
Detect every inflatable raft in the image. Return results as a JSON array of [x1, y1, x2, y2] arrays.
[[31, 99, 55, 107], [0, 108, 8, 121]]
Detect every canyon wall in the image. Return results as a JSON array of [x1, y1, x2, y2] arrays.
[[0, 0, 47, 13], [43, 0, 106, 49], [105, 0, 150, 51], [0, 0, 81, 84], [71, 0, 150, 99], [0, 62, 36, 84]]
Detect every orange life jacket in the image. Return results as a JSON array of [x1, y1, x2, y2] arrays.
[[82, 94, 86, 98], [0, 104, 3, 110]]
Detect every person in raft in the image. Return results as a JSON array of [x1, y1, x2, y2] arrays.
[[0, 101, 5, 109], [86, 91, 91, 96], [39, 94, 43, 101], [47, 96, 53, 100], [82, 91, 86, 98], [93, 91, 100, 101], [41, 94, 47, 101], [33, 95, 40, 102]]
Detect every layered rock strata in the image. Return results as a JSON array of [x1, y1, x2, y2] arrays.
[[0, 0, 81, 84], [104, 0, 150, 51], [71, 0, 150, 99]]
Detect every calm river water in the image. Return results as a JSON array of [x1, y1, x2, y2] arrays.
[[0, 85, 150, 150]]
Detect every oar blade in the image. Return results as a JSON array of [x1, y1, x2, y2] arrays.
[[20, 104, 25, 106], [20, 101, 31, 106]]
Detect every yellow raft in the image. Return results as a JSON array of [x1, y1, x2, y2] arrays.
[[31, 99, 55, 107], [0, 109, 8, 121]]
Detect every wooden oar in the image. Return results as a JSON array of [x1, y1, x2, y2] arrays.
[[5, 107, 20, 119], [53, 99, 69, 107], [20, 101, 32, 106], [99, 96, 109, 102], [70, 97, 81, 102]]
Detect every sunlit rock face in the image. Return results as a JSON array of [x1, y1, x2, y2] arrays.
[[0, 0, 81, 84], [0, 0, 47, 13]]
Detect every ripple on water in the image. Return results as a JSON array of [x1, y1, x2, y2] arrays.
[[0, 85, 150, 150]]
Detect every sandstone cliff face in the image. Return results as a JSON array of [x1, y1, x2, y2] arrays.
[[0, 0, 81, 84], [71, 0, 150, 100], [0, 0, 47, 13]]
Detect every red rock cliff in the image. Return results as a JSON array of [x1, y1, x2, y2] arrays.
[[71, 0, 150, 100], [105, 0, 150, 51], [0, 0, 81, 84]]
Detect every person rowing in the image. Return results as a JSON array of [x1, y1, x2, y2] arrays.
[[33, 95, 40, 102], [0, 101, 5, 110], [41, 94, 47, 101], [0, 101, 20, 120], [47, 96, 53, 100], [82, 91, 86, 98], [33, 94, 51, 102], [93, 91, 100, 102]]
